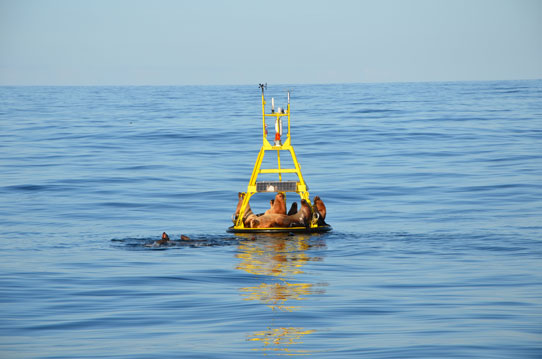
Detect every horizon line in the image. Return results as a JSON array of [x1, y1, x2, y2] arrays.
[[1, 78, 540, 87]]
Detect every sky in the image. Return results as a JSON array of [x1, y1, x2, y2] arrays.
[[0, 0, 541, 85]]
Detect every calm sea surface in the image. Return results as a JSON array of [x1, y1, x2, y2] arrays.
[[1, 81, 541, 358]]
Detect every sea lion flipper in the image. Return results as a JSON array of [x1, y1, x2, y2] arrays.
[[287, 202, 298, 216]]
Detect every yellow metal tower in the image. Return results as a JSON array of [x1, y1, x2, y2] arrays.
[[229, 85, 331, 233]]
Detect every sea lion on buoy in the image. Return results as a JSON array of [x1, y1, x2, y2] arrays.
[[249, 213, 283, 228], [285, 199, 312, 227], [314, 196, 326, 220], [312, 196, 327, 225], [264, 192, 287, 215], [233, 192, 257, 227], [250, 199, 311, 228], [287, 202, 298, 216]]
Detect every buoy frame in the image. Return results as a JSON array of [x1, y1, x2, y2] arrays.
[[230, 86, 331, 234]]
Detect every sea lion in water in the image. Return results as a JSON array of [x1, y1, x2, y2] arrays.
[[145, 232, 172, 247], [156, 232, 171, 245], [147, 232, 191, 247]]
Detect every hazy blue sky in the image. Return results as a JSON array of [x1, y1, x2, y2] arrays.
[[1, 0, 540, 85]]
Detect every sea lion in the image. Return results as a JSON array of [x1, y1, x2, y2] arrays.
[[314, 196, 326, 220], [147, 232, 191, 247], [145, 232, 172, 247], [156, 232, 171, 245], [284, 199, 312, 227], [312, 196, 327, 225], [264, 192, 287, 215], [287, 202, 298, 216], [250, 199, 312, 228], [233, 192, 257, 227], [249, 213, 284, 228]]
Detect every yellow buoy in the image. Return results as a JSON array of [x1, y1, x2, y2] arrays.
[[228, 85, 331, 234]]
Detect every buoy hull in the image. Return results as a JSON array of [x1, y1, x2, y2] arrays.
[[227, 225, 332, 234]]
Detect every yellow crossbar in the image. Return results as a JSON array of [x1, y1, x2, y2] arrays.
[[259, 168, 298, 174]]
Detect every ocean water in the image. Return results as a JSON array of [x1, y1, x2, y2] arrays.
[[0, 81, 541, 358]]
